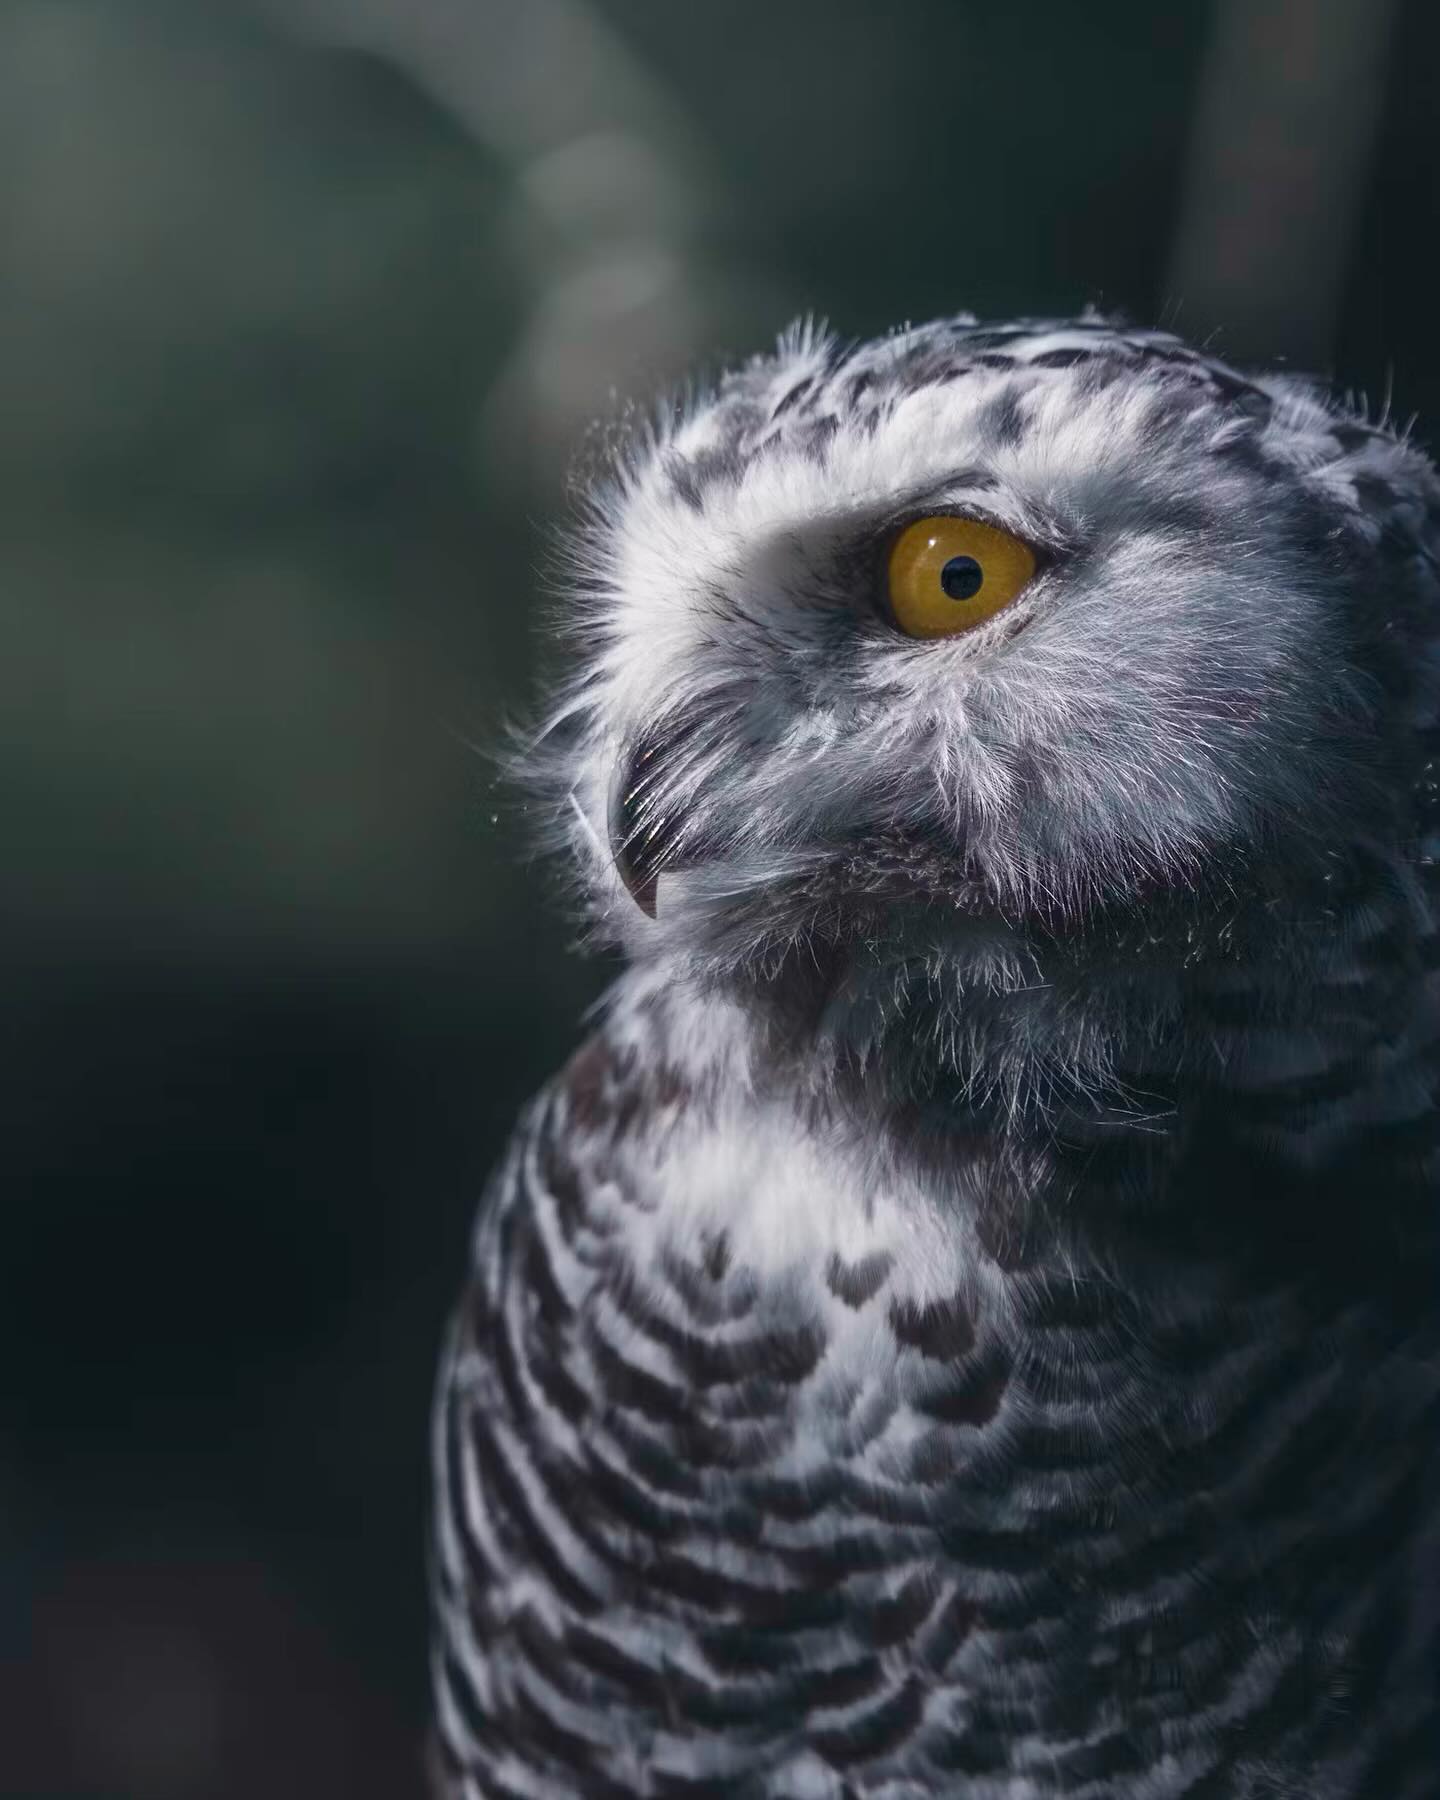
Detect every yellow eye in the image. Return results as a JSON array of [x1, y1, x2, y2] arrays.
[[886, 515, 1037, 639]]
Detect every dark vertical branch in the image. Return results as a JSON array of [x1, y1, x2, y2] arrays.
[[1166, 0, 1399, 367]]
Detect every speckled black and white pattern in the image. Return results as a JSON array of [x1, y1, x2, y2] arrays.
[[430, 315, 1440, 1796]]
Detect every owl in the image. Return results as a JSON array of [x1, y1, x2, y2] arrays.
[[428, 314, 1440, 1798]]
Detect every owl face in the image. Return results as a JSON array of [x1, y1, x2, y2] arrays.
[[549, 316, 1440, 1028]]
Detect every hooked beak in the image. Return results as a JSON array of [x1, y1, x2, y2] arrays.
[[608, 719, 703, 917]]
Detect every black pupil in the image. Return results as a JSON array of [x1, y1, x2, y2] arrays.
[[940, 555, 984, 601]]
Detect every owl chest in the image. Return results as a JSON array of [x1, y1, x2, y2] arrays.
[[437, 1088, 1437, 1795], [466, 1125, 1219, 1660]]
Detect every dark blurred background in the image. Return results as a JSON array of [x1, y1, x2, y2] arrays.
[[6, 0, 1439, 1793]]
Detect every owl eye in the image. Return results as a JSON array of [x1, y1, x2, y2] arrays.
[[886, 515, 1037, 638]]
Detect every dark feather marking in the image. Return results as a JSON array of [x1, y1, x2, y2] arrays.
[[1355, 472, 1400, 515], [443, 1392, 503, 1593], [801, 414, 840, 464], [974, 1201, 1040, 1271], [659, 1243, 759, 1325], [676, 1411, 794, 1472], [466, 1403, 607, 1616], [1333, 422, 1381, 453], [521, 1226, 573, 1331], [863, 1570, 942, 1649], [589, 1328, 693, 1426], [440, 1647, 499, 1753], [580, 1448, 694, 1547], [740, 1466, 845, 1521], [652, 1772, 754, 1799], [825, 1249, 894, 1308], [592, 1286, 809, 1407], [696, 1623, 808, 1676], [915, 1348, 1011, 1426], [1028, 347, 1098, 369], [703, 1230, 732, 1282], [908, 1427, 962, 1484], [525, 1326, 591, 1427], [970, 383, 1028, 449], [811, 1673, 925, 1767], [646, 1544, 831, 1627], [888, 1290, 976, 1360], [566, 1620, 679, 1709], [509, 1684, 634, 1793], [917, 1587, 981, 1672], [603, 1409, 708, 1499], [664, 452, 706, 513], [775, 1531, 901, 1584], [771, 376, 812, 419]]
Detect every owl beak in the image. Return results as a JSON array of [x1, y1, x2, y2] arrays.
[[609, 722, 698, 918]]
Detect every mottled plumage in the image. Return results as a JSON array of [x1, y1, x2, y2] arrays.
[[430, 314, 1440, 1797]]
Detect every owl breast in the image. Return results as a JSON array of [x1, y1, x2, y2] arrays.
[[429, 1035, 1431, 1798]]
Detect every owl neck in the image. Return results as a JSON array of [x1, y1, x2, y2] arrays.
[[615, 847, 1440, 1283]]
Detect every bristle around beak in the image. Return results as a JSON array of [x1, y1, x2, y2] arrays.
[[609, 726, 694, 918]]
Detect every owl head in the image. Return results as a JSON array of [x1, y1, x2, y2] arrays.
[[537, 314, 1440, 1102]]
